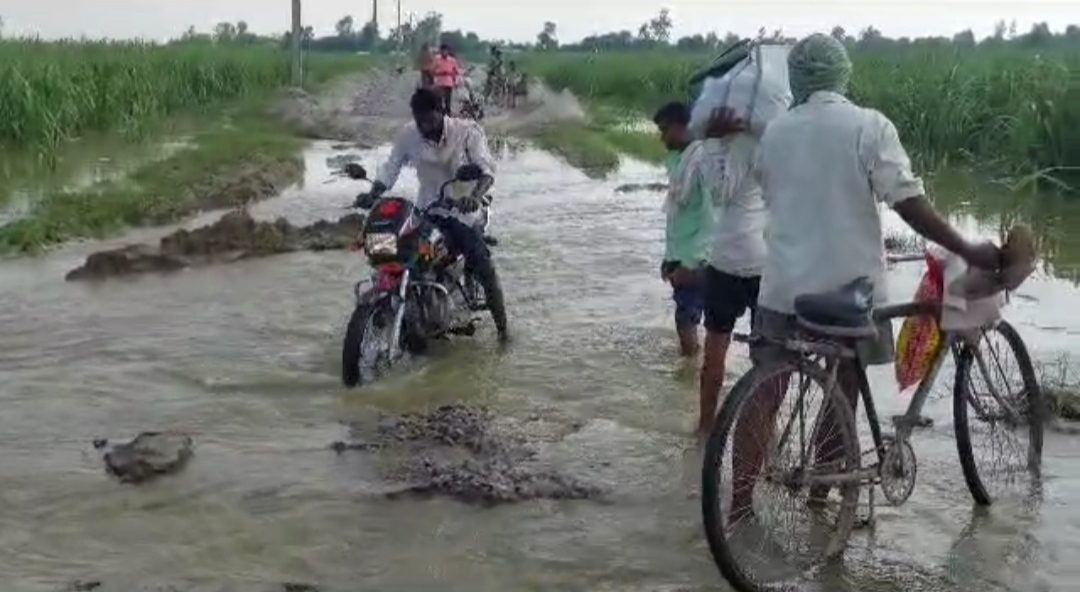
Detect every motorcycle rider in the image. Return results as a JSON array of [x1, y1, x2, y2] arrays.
[[354, 87, 509, 342], [485, 45, 504, 102]]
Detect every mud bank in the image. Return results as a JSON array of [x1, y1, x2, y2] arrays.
[[66, 210, 366, 281], [144, 154, 304, 224], [334, 405, 602, 505]]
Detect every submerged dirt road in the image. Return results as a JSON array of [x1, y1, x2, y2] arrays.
[[0, 70, 1078, 592]]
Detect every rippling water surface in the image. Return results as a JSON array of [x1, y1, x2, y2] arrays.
[[0, 141, 1077, 591]]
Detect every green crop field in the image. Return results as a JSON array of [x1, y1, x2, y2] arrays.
[[0, 39, 367, 157], [523, 47, 1080, 188]]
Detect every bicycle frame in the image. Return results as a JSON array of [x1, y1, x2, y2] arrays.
[[760, 298, 1024, 492]]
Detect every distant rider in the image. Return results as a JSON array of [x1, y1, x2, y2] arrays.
[[415, 42, 434, 88], [485, 46, 504, 102], [355, 87, 509, 341]]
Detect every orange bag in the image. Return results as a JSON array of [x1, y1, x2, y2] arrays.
[[894, 253, 945, 392]]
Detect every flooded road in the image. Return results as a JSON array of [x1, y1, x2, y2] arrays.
[[1, 140, 1079, 592]]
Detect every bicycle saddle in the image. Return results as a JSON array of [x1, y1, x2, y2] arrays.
[[793, 276, 879, 339]]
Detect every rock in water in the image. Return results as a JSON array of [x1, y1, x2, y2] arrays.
[[102, 432, 193, 484], [341, 404, 603, 505], [614, 182, 667, 193]]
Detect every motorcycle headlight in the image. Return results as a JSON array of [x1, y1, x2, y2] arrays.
[[364, 232, 397, 256]]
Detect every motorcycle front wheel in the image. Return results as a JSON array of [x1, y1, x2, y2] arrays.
[[341, 299, 396, 388]]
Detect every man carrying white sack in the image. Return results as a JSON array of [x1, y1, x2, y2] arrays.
[[692, 108, 773, 438], [706, 33, 1003, 521]]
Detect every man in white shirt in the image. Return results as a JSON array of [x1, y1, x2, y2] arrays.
[[357, 87, 507, 341], [712, 34, 1001, 521]]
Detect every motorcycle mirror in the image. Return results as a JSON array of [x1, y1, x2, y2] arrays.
[[455, 164, 484, 182], [343, 163, 368, 180]]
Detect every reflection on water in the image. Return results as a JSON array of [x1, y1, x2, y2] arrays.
[[929, 169, 1080, 284], [0, 144, 1076, 591]]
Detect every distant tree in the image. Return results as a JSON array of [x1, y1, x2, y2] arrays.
[[213, 22, 237, 43], [414, 12, 442, 47], [952, 29, 975, 48], [1020, 22, 1053, 46], [648, 9, 673, 43], [536, 21, 558, 50], [992, 20, 1007, 41], [358, 21, 379, 50], [335, 15, 354, 38]]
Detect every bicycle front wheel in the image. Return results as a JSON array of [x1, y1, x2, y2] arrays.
[[702, 359, 860, 591], [953, 319, 1044, 505]]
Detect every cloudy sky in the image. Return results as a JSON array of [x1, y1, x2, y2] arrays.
[[0, 0, 1076, 42]]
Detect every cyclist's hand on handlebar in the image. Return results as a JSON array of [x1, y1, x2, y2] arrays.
[[960, 241, 1002, 270]]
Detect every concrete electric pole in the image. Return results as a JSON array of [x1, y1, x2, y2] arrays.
[[290, 0, 302, 87]]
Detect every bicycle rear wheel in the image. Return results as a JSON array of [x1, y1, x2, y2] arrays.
[[953, 319, 1044, 505], [702, 359, 860, 591]]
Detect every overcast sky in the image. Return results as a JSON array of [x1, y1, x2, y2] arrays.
[[0, 0, 1076, 43]]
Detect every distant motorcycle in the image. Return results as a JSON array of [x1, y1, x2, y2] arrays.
[[335, 163, 505, 388], [459, 70, 485, 122]]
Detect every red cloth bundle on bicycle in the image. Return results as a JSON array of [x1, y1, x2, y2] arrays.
[[894, 252, 945, 392]]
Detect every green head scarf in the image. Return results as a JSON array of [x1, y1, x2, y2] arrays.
[[787, 33, 852, 105]]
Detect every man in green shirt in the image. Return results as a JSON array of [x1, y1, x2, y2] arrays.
[[653, 102, 713, 356]]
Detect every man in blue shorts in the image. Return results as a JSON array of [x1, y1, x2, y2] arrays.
[[653, 102, 713, 357]]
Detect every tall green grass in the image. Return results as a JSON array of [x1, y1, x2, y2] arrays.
[[523, 48, 1080, 188], [0, 39, 367, 157]]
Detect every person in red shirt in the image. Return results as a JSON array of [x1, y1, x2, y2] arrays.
[[430, 44, 461, 114]]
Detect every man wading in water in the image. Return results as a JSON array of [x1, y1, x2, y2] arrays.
[[431, 44, 461, 114], [653, 102, 712, 358], [693, 109, 768, 438], [710, 33, 1001, 522], [415, 42, 434, 88]]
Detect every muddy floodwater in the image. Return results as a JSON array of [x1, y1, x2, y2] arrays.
[[1, 139, 1079, 592]]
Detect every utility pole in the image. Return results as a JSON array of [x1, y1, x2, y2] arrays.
[[371, 0, 378, 31], [396, 0, 402, 53], [290, 0, 302, 87]]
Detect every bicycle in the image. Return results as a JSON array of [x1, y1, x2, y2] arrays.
[[700, 252, 1045, 591]]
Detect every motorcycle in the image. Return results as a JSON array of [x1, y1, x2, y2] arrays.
[[459, 69, 485, 122], [336, 162, 506, 388]]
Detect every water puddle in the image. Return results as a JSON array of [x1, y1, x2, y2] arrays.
[[0, 141, 1078, 591], [0, 135, 194, 224]]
